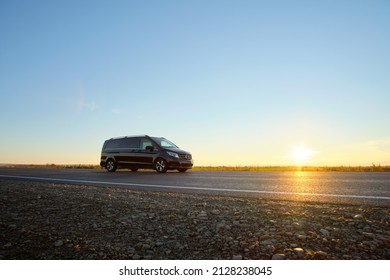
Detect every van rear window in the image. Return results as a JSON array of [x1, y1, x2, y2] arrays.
[[105, 138, 140, 149]]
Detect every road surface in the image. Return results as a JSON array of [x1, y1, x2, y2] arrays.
[[1, 168, 389, 206]]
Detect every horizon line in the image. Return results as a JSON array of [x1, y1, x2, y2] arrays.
[[1, 163, 390, 172]]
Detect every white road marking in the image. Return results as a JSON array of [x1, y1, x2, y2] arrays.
[[1, 174, 390, 200]]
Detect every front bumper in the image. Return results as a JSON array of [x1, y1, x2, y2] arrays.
[[167, 159, 194, 170]]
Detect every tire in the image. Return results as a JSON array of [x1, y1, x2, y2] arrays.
[[178, 168, 188, 172], [131, 168, 139, 172], [106, 159, 117, 172], [154, 158, 168, 173]]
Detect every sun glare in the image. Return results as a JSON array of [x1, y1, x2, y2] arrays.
[[292, 146, 315, 164]]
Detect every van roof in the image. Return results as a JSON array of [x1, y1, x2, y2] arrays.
[[108, 135, 150, 140]]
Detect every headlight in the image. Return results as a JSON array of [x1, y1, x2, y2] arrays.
[[167, 151, 179, 158]]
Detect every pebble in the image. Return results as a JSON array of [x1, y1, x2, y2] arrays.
[[261, 240, 273, 246], [216, 221, 226, 231], [260, 234, 271, 240], [293, 222, 302, 228], [293, 248, 304, 254], [316, 251, 328, 257], [232, 255, 243, 260], [272, 254, 285, 260], [197, 212, 208, 220], [297, 234, 307, 240], [226, 237, 234, 242], [320, 229, 330, 236], [54, 240, 63, 247], [363, 232, 375, 238]]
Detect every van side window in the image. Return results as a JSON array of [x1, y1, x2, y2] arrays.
[[123, 137, 140, 149], [140, 138, 153, 149]]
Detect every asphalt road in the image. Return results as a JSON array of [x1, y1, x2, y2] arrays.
[[1, 168, 390, 206]]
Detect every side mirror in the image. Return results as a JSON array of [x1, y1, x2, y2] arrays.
[[145, 145, 154, 151]]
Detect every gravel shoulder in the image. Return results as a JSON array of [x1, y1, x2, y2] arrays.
[[1, 179, 389, 260]]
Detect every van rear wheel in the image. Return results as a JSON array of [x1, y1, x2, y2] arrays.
[[154, 158, 168, 173], [106, 159, 117, 172]]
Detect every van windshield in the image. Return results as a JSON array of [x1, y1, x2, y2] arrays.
[[152, 137, 178, 148]]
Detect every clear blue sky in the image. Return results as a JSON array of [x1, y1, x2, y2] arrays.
[[1, 0, 389, 166]]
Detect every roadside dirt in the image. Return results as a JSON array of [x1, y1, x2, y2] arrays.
[[1, 179, 389, 260]]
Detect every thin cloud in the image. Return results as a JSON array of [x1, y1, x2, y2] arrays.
[[76, 95, 97, 112], [82, 102, 96, 112], [112, 108, 121, 115]]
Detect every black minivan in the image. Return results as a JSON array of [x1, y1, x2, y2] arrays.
[[100, 135, 193, 173]]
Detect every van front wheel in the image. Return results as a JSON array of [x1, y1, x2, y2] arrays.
[[106, 159, 117, 172], [154, 158, 168, 173]]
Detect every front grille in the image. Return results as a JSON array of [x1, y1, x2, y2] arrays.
[[179, 154, 192, 160]]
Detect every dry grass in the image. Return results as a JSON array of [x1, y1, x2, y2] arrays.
[[193, 165, 390, 172]]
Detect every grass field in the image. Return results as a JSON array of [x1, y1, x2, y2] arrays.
[[193, 165, 390, 172], [2, 163, 390, 172]]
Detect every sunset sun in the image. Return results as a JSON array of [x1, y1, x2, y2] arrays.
[[292, 146, 315, 164]]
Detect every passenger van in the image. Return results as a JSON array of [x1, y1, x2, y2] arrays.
[[100, 135, 193, 173]]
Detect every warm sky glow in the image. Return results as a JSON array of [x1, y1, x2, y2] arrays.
[[0, 1, 389, 166]]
